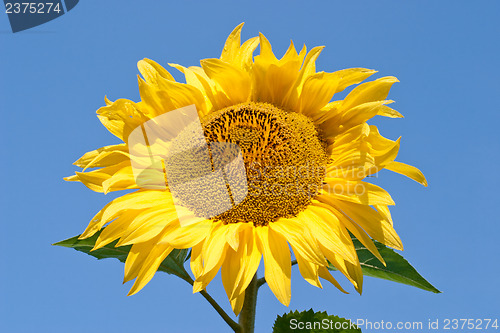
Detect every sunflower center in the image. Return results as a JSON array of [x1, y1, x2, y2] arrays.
[[200, 102, 328, 226], [164, 102, 328, 226]]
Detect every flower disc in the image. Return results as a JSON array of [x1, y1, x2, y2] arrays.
[[202, 102, 328, 226]]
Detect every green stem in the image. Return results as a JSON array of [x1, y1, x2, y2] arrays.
[[238, 274, 258, 333], [184, 275, 241, 332], [199, 289, 241, 332]]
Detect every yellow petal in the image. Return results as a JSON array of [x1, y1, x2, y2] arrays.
[[312, 200, 385, 265], [104, 95, 113, 105], [371, 138, 401, 170], [200, 223, 229, 273], [190, 220, 229, 293], [237, 37, 259, 70], [73, 144, 129, 169], [220, 23, 244, 63], [232, 228, 261, 298], [321, 100, 394, 138], [366, 125, 397, 151], [96, 98, 149, 142], [169, 63, 214, 113], [256, 226, 291, 306], [332, 68, 377, 94], [116, 209, 178, 246], [294, 251, 322, 288], [294, 46, 324, 93], [137, 76, 176, 117], [161, 219, 212, 249], [230, 290, 245, 316], [92, 210, 142, 250], [128, 242, 174, 296], [265, 60, 303, 106], [155, 78, 207, 115], [190, 241, 205, 280], [256, 33, 277, 63], [326, 123, 370, 154], [221, 227, 261, 300], [300, 206, 358, 264], [297, 72, 342, 115], [322, 178, 395, 206], [66, 161, 137, 193], [341, 76, 399, 111], [339, 101, 389, 130], [334, 200, 403, 250], [326, 150, 376, 181], [317, 266, 348, 294], [252, 39, 303, 105], [385, 161, 428, 186], [271, 218, 326, 266], [137, 58, 174, 86], [321, 247, 363, 293], [201, 59, 251, 104], [299, 68, 376, 117], [101, 165, 140, 194], [100, 190, 172, 224], [189, 65, 232, 109], [78, 201, 113, 239], [225, 222, 252, 252], [193, 232, 228, 293], [124, 239, 156, 283], [374, 205, 393, 225], [377, 104, 403, 118]]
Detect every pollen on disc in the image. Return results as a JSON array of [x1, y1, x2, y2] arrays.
[[170, 102, 329, 226]]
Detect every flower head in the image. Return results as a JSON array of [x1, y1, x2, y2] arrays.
[[66, 23, 426, 314]]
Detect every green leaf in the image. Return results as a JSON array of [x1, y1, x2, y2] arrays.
[[53, 229, 192, 282], [273, 309, 361, 333], [328, 237, 440, 293]]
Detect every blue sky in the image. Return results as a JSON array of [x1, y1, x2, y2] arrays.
[[1, 1, 499, 332]]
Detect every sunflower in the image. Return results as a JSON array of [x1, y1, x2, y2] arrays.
[[66, 23, 426, 314]]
